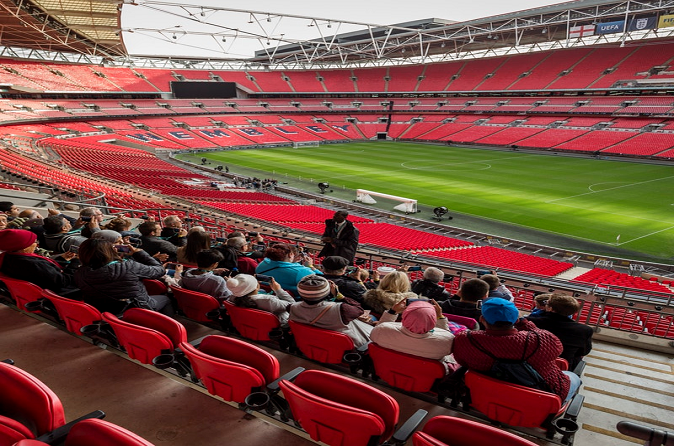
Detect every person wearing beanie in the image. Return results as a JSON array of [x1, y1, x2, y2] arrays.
[[320, 255, 367, 302], [91, 230, 123, 244], [228, 275, 295, 325], [370, 299, 462, 373], [452, 298, 579, 402], [289, 274, 373, 347], [179, 249, 232, 301], [0, 229, 78, 294]]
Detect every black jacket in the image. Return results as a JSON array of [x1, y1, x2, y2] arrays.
[[323, 273, 366, 303], [318, 219, 359, 263], [527, 312, 594, 370], [139, 235, 178, 260], [1, 253, 76, 293], [411, 279, 451, 301], [440, 298, 484, 328]]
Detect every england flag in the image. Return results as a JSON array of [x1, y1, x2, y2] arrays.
[[569, 24, 595, 38]]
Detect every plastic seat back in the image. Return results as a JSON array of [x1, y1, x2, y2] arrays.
[[223, 301, 280, 341], [278, 370, 399, 446], [413, 415, 540, 446], [180, 336, 277, 403], [121, 308, 187, 348], [171, 287, 220, 322], [0, 363, 66, 440], [102, 310, 177, 364], [368, 343, 446, 392], [41, 290, 102, 336], [288, 321, 355, 364], [464, 371, 562, 428], [0, 276, 43, 312], [141, 279, 167, 296], [443, 314, 479, 330], [65, 419, 155, 446]]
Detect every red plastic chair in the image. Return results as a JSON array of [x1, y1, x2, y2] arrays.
[[0, 275, 43, 312], [41, 290, 102, 336], [288, 320, 355, 364], [171, 287, 220, 322], [443, 314, 479, 330], [368, 343, 446, 393], [278, 369, 401, 446], [141, 279, 167, 296], [0, 362, 66, 444], [412, 415, 539, 446], [13, 419, 156, 446], [180, 335, 280, 404], [223, 301, 280, 341], [102, 308, 187, 364]]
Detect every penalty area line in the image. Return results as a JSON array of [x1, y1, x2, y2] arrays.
[[615, 225, 674, 246]]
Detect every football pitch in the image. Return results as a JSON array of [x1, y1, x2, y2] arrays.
[[179, 142, 674, 263]]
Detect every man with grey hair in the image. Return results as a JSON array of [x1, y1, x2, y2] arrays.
[[411, 267, 452, 301], [226, 236, 258, 274], [160, 215, 187, 247], [78, 207, 103, 238]]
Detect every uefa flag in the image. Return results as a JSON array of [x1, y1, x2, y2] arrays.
[[569, 24, 595, 38]]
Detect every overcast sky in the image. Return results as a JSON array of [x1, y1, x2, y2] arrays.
[[122, 0, 566, 59]]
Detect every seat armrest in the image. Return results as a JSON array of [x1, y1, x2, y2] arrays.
[[267, 367, 305, 392], [357, 341, 371, 353], [564, 393, 584, 420], [1, 359, 14, 364], [35, 410, 106, 444], [187, 335, 210, 348], [572, 360, 586, 377], [390, 409, 428, 445]]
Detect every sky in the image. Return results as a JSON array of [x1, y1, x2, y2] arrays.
[[121, 0, 566, 59]]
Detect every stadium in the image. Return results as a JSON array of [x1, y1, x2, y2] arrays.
[[0, 0, 673, 445]]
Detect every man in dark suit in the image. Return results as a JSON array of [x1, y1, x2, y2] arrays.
[[527, 293, 593, 370], [318, 210, 359, 264]]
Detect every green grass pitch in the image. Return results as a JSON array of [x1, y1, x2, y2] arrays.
[[181, 142, 674, 263]]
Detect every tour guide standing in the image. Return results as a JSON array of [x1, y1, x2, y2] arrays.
[[319, 210, 359, 264]]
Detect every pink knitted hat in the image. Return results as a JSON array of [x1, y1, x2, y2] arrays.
[[401, 301, 436, 334]]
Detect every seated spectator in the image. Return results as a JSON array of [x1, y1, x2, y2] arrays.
[[176, 230, 211, 265], [138, 221, 177, 261], [480, 272, 514, 301], [529, 292, 549, 317], [160, 215, 187, 247], [371, 299, 460, 373], [7, 209, 44, 230], [0, 214, 7, 230], [363, 270, 417, 315], [42, 215, 88, 254], [289, 275, 372, 347], [78, 207, 104, 238], [255, 243, 322, 295], [0, 229, 78, 294], [244, 231, 266, 261], [91, 229, 123, 244], [225, 236, 258, 275], [75, 238, 173, 315], [228, 274, 294, 325], [0, 202, 20, 221], [411, 267, 452, 301], [441, 278, 488, 327], [321, 256, 367, 302], [179, 249, 232, 301], [452, 298, 580, 402], [527, 294, 593, 370], [359, 268, 380, 290], [104, 216, 133, 234]]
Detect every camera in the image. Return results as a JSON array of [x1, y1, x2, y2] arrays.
[[248, 231, 259, 238], [476, 270, 491, 277], [81, 216, 92, 222], [215, 237, 226, 243], [255, 274, 272, 285], [69, 245, 80, 253], [406, 297, 430, 305], [114, 244, 130, 253], [407, 265, 423, 271]]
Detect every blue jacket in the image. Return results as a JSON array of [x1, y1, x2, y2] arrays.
[[255, 258, 322, 295]]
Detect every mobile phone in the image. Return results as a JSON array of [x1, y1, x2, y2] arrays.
[[476, 299, 483, 309], [69, 245, 79, 253], [476, 270, 491, 277], [165, 263, 178, 269], [253, 244, 265, 252], [255, 274, 272, 283], [81, 216, 92, 222], [443, 274, 454, 283], [114, 244, 130, 253], [406, 297, 429, 305], [408, 266, 422, 271]]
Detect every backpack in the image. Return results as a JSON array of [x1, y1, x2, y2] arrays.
[[466, 331, 551, 392]]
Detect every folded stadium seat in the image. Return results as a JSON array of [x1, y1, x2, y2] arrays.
[[462, 370, 583, 442], [287, 320, 358, 365], [368, 343, 446, 396], [40, 290, 102, 336], [0, 275, 43, 312], [180, 335, 280, 404], [412, 415, 539, 446], [141, 279, 168, 296], [101, 308, 187, 364], [223, 301, 281, 341], [0, 362, 66, 444], [12, 419, 155, 446], [171, 287, 221, 323], [278, 369, 426, 446], [443, 314, 479, 330]]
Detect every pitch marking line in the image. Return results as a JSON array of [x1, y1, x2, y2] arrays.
[[551, 202, 674, 225], [615, 225, 674, 246], [400, 154, 541, 171], [547, 174, 674, 204]]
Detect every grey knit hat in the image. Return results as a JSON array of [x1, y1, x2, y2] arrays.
[[91, 230, 122, 243], [297, 275, 331, 301]]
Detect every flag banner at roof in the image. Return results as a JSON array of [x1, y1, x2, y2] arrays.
[[569, 24, 595, 38], [628, 16, 657, 32], [658, 14, 674, 28], [596, 20, 625, 35]]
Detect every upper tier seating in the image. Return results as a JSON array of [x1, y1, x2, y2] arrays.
[[572, 269, 672, 295]]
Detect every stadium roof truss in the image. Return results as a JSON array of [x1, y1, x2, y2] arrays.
[[1, 0, 674, 69]]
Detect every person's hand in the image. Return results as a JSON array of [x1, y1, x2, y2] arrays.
[[391, 299, 406, 314], [328, 280, 339, 297], [348, 267, 361, 279], [87, 218, 100, 229], [269, 277, 282, 292], [398, 264, 410, 272], [430, 299, 443, 318], [214, 268, 229, 276], [47, 208, 60, 216], [62, 251, 77, 261], [174, 264, 184, 275], [372, 270, 380, 281], [153, 252, 168, 262], [321, 236, 333, 243], [178, 229, 188, 237]]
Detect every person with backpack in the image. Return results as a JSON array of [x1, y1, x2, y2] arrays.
[[452, 298, 581, 403]]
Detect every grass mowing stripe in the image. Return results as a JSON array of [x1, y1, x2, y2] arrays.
[[181, 142, 674, 261]]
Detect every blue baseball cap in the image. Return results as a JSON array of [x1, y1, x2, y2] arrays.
[[481, 298, 519, 325]]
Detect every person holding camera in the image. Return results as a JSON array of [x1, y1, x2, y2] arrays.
[[225, 236, 259, 275], [363, 270, 418, 316], [42, 215, 88, 254], [179, 249, 232, 301], [410, 267, 452, 302], [78, 207, 104, 238], [138, 221, 179, 261], [228, 274, 294, 325], [160, 215, 188, 247], [320, 256, 367, 302]]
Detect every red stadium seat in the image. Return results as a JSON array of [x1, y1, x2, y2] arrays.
[[0, 275, 43, 312], [278, 370, 404, 446], [368, 343, 446, 394], [172, 287, 220, 322], [412, 415, 539, 446], [63, 419, 155, 446], [40, 290, 102, 336], [180, 335, 280, 404], [102, 308, 187, 364], [141, 279, 167, 296], [223, 301, 280, 341], [288, 320, 355, 364]]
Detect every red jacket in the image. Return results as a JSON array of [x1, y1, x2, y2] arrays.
[[453, 318, 570, 399]]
